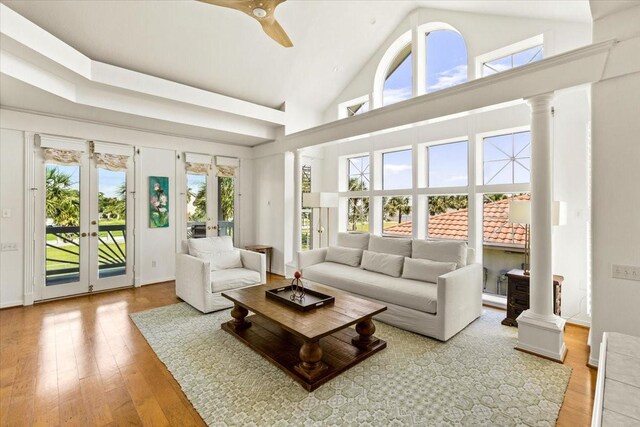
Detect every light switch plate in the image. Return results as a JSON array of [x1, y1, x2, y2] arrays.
[[612, 264, 640, 281], [2, 209, 10, 218]]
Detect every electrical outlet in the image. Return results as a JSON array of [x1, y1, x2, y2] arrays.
[[612, 264, 640, 281], [1, 242, 18, 251], [2, 209, 10, 218], [151, 260, 157, 268]]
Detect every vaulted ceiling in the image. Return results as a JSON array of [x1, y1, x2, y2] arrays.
[[1, 0, 593, 145]]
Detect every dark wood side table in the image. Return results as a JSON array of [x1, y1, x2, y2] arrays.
[[501, 269, 563, 327], [245, 245, 273, 274]]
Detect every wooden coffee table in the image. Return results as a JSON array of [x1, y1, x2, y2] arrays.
[[221, 280, 387, 391]]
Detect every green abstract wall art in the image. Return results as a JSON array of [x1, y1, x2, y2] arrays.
[[149, 176, 169, 228]]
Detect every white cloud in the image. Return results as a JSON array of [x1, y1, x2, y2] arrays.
[[384, 164, 412, 174], [383, 87, 412, 106], [427, 65, 468, 92]]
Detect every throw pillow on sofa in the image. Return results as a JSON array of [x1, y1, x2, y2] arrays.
[[412, 239, 467, 268], [361, 250, 404, 277], [325, 246, 363, 267], [402, 257, 456, 283], [368, 235, 412, 257], [337, 232, 370, 250]]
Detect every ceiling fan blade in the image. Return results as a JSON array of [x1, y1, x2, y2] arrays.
[[260, 18, 293, 48]]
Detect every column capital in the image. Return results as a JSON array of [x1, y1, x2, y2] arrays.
[[525, 92, 555, 112]]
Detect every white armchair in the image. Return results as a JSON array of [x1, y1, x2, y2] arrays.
[[176, 237, 266, 313]]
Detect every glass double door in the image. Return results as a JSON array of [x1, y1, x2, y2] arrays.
[[185, 172, 235, 241], [37, 148, 134, 299]]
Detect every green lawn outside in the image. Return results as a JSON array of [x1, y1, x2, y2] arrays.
[[46, 242, 126, 272], [46, 219, 126, 241]]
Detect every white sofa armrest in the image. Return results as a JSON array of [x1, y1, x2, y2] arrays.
[[175, 253, 211, 312], [298, 248, 328, 271], [437, 263, 483, 341], [240, 249, 267, 284]]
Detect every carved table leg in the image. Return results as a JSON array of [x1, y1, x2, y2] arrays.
[[352, 317, 380, 350], [294, 340, 327, 381], [228, 303, 251, 331]]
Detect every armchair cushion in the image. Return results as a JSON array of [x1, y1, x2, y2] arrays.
[[211, 268, 261, 293], [187, 236, 234, 255]]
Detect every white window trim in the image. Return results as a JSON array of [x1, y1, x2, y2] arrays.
[[475, 34, 544, 79], [372, 30, 412, 109]]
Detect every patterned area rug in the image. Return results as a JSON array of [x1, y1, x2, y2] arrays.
[[130, 303, 571, 426]]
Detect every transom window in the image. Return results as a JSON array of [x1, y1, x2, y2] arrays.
[[483, 131, 531, 185], [383, 45, 412, 106], [482, 45, 543, 77], [426, 30, 468, 93], [348, 155, 370, 191], [347, 101, 369, 117], [382, 149, 412, 190], [428, 140, 468, 187]]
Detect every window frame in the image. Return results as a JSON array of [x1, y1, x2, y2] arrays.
[[475, 34, 544, 78]]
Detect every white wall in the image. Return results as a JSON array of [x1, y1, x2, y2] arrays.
[[0, 128, 25, 307], [589, 4, 640, 364], [0, 109, 255, 306], [323, 7, 591, 121]]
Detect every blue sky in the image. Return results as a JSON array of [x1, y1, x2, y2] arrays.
[[47, 165, 125, 198]]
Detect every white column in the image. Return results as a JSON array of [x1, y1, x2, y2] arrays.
[[293, 150, 302, 258], [516, 93, 567, 362]]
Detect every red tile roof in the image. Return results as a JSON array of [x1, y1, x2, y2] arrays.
[[383, 194, 530, 245]]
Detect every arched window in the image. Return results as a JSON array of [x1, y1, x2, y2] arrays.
[[383, 45, 412, 106], [425, 30, 468, 93]]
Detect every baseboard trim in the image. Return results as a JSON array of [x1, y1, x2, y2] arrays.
[[0, 300, 24, 309], [515, 344, 568, 363]]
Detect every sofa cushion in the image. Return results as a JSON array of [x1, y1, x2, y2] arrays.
[[210, 268, 260, 293], [337, 232, 370, 250], [188, 236, 234, 255], [325, 246, 363, 267], [412, 239, 468, 268], [368, 235, 412, 257], [402, 257, 456, 283], [303, 262, 437, 314], [361, 250, 404, 277]]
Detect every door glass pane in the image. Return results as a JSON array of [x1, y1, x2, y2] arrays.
[[45, 164, 81, 285], [97, 168, 127, 278], [187, 174, 207, 238], [218, 177, 234, 239]]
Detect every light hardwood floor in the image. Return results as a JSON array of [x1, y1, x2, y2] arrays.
[[0, 278, 596, 426]]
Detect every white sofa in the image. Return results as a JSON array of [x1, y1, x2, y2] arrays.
[[176, 236, 267, 313], [298, 233, 482, 341]]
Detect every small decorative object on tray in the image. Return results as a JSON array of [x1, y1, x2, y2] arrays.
[[290, 271, 305, 302], [265, 272, 335, 312]]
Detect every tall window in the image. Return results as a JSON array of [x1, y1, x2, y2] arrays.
[[383, 149, 412, 190], [428, 141, 468, 187], [426, 30, 467, 93], [483, 131, 531, 185], [347, 197, 369, 232], [301, 165, 312, 250], [217, 177, 234, 238], [482, 45, 543, 77], [348, 155, 370, 191], [383, 46, 412, 106], [482, 193, 530, 296]]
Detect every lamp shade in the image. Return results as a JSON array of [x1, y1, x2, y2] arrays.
[[509, 200, 531, 224], [303, 192, 338, 208]]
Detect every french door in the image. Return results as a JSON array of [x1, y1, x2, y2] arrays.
[[183, 154, 236, 242], [35, 138, 134, 300]]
